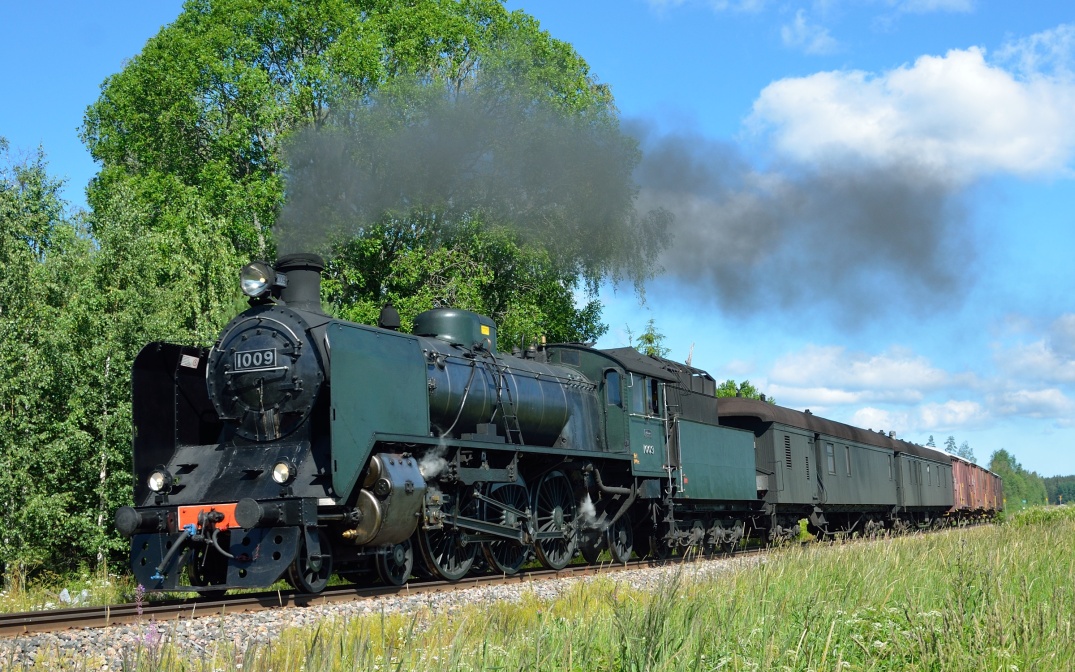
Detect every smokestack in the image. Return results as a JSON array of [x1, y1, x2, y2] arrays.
[[276, 253, 325, 313]]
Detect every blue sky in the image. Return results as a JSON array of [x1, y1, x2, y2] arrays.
[[3, 1, 1073, 476]]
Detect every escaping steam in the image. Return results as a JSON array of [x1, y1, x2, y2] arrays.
[[418, 443, 449, 481], [578, 494, 599, 530]]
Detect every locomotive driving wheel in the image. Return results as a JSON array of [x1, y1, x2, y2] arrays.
[[533, 470, 578, 570], [418, 490, 478, 581], [579, 532, 603, 564], [607, 513, 634, 564], [481, 481, 531, 575], [287, 528, 333, 594], [375, 537, 414, 587]]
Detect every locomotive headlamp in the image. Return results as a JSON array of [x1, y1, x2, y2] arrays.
[[272, 460, 296, 485], [147, 468, 173, 493], [240, 261, 287, 298]]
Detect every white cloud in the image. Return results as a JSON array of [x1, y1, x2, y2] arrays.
[[996, 23, 1075, 79], [892, 0, 974, 13], [997, 313, 1075, 384], [781, 10, 839, 55], [646, 0, 766, 12], [1004, 341, 1075, 384], [749, 44, 1075, 180], [1050, 314, 1075, 359], [769, 385, 882, 407], [850, 407, 910, 434], [769, 345, 950, 391], [990, 389, 1075, 421], [917, 400, 990, 429]]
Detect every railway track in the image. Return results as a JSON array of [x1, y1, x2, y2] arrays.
[[1, 552, 753, 638]]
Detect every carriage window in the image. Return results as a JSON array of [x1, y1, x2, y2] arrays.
[[605, 371, 622, 407], [927, 464, 932, 486], [888, 455, 893, 480], [845, 446, 852, 476], [648, 378, 661, 416], [825, 442, 836, 474]]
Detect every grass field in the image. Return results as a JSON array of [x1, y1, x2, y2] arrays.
[[13, 506, 1075, 670]]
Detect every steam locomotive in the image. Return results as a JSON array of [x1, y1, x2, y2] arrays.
[[115, 253, 1002, 594]]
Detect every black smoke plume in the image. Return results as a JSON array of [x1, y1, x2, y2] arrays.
[[275, 80, 669, 288], [630, 123, 974, 323]]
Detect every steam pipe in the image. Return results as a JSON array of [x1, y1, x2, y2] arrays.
[[586, 463, 633, 496], [584, 464, 638, 529]]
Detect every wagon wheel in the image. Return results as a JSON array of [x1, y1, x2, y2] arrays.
[[481, 482, 531, 575], [607, 513, 634, 564], [287, 528, 332, 594], [533, 470, 578, 570], [418, 491, 478, 581], [375, 537, 414, 587]]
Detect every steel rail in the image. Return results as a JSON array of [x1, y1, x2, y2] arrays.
[[0, 549, 766, 638]]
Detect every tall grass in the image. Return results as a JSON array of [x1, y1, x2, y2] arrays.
[[0, 565, 137, 613], [19, 513, 1075, 670]]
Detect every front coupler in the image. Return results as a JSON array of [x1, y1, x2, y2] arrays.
[[125, 498, 319, 592]]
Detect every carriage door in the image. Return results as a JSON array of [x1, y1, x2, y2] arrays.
[[627, 374, 667, 477]]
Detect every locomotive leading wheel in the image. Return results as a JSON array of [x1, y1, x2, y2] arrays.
[[375, 538, 414, 587], [608, 513, 633, 564], [481, 482, 530, 575], [533, 471, 578, 570], [418, 492, 478, 581], [287, 528, 332, 594], [187, 546, 228, 599]]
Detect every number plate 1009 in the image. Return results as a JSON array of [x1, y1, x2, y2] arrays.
[[233, 348, 277, 370]]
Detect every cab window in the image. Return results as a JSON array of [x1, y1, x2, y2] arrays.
[[605, 371, 622, 407], [629, 374, 646, 415], [648, 377, 661, 416]]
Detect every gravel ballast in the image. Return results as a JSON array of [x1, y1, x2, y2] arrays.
[[0, 555, 759, 670]]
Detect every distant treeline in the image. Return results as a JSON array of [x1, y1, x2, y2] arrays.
[[990, 450, 1048, 511], [1044, 475, 1075, 505]]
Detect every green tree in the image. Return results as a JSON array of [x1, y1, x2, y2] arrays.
[[324, 221, 607, 346], [989, 449, 1047, 511], [0, 137, 246, 585], [715, 379, 775, 404], [0, 140, 104, 585], [632, 318, 670, 358], [926, 435, 936, 447], [81, 0, 662, 341], [940, 435, 976, 463], [1043, 475, 1075, 504]]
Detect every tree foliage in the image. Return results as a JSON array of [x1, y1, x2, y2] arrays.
[[716, 379, 775, 404], [80, 0, 663, 345], [1043, 475, 1075, 505], [989, 449, 1047, 512], [0, 138, 245, 586], [631, 318, 671, 358], [942, 435, 976, 463]]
